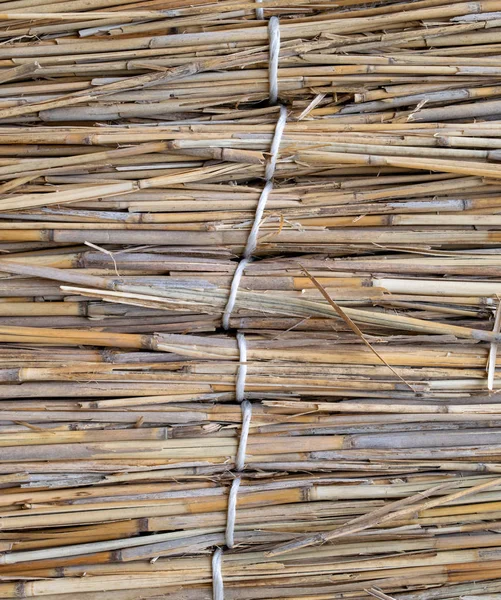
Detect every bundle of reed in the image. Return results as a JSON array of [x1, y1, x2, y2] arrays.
[[4, 467, 501, 597], [0, 1, 500, 238], [4, 377, 501, 600], [1, 260, 501, 596], [5, 371, 501, 470], [0, 247, 500, 333], [0, 0, 500, 122], [2, 121, 501, 254], [1, 253, 501, 344]]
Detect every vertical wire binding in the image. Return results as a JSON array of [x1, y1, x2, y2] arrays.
[[213, 15, 285, 600], [221, 106, 287, 330]]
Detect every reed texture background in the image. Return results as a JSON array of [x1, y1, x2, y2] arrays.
[[1, 1, 501, 599]]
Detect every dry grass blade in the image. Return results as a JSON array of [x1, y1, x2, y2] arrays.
[[300, 264, 416, 391]]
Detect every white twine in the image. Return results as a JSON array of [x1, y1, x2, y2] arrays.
[[226, 401, 252, 548], [268, 17, 280, 105], [221, 106, 287, 330], [212, 548, 224, 600], [225, 477, 241, 549], [236, 400, 252, 472], [213, 399, 252, 599], [235, 332, 248, 402], [213, 15, 283, 600], [266, 105, 286, 179], [256, 0, 264, 20], [257, 6, 281, 113]]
